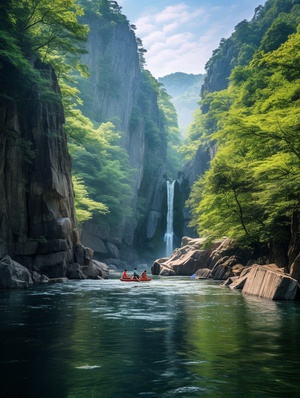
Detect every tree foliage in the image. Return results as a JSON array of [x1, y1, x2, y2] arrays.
[[73, 176, 109, 224], [188, 1, 300, 246], [0, 0, 88, 100], [68, 116, 134, 225], [1, 0, 182, 232]]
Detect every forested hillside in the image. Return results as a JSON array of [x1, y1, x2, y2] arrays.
[[158, 72, 205, 136], [70, 0, 182, 262], [183, 0, 300, 274], [0, 0, 183, 266]]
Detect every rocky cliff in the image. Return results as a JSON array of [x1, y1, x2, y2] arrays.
[[78, 10, 169, 265], [0, 60, 80, 278]]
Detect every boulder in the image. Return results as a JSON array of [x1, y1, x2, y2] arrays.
[[84, 247, 94, 266], [170, 249, 213, 275], [194, 268, 212, 279], [228, 275, 248, 290], [159, 266, 176, 276], [82, 260, 109, 279], [209, 238, 252, 269], [231, 264, 246, 276], [222, 276, 239, 286], [242, 264, 299, 300], [74, 244, 94, 267], [151, 258, 166, 275], [0, 255, 33, 289], [67, 263, 87, 280], [211, 263, 234, 280], [31, 271, 49, 284], [151, 237, 253, 277], [93, 260, 110, 279], [32, 251, 69, 278], [211, 255, 243, 280], [151, 243, 216, 276], [180, 236, 206, 249]]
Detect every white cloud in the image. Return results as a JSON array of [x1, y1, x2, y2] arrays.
[[162, 22, 178, 34], [130, 0, 259, 77], [136, 21, 156, 36], [135, 4, 210, 77]]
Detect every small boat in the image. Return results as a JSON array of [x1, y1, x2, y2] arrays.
[[120, 277, 151, 282]]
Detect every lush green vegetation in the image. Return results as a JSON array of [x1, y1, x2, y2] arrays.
[[187, 0, 300, 247], [0, 0, 88, 99], [68, 120, 133, 224], [0, 0, 113, 223], [70, 2, 182, 229], [1, 0, 182, 232]]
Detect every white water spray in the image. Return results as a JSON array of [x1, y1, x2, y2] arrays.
[[164, 180, 175, 257]]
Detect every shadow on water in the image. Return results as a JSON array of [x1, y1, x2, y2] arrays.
[[1, 277, 300, 398]]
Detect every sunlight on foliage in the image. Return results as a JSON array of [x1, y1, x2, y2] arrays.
[[73, 176, 109, 224], [187, 2, 300, 244]]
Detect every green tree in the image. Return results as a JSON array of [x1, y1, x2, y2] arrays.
[[0, 0, 88, 100], [73, 176, 109, 224], [188, 21, 300, 245], [68, 120, 133, 225]]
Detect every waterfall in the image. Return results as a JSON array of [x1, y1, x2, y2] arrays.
[[164, 180, 175, 257]]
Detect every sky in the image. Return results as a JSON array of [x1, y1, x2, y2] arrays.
[[117, 0, 265, 78]]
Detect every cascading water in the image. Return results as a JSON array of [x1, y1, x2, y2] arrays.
[[164, 180, 175, 257]]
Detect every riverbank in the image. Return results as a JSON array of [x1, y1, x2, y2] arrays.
[[151, 237, 300, 300]]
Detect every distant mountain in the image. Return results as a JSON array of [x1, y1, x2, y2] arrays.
[[158, 72, 205, 136]]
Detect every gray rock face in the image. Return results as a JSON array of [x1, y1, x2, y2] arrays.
[[152, 237, 254, 277], [201, 45, 237, 105], [79, 16, 168, 263], [194, 268, 212, 279], [0, 61, 79, 277], [151, 237, 218, 276], [67, 263, 87, 280], [153, 235, 300, 300], [0, 256, 33, 289], [145, 167, 168, 240], [241, 264, 299, 300], [82, 260, 110, 280], [67, 260, 109, 280]]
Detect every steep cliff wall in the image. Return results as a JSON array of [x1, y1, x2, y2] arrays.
[[0, 60, 79, 277], [78, 11, 168, 264]]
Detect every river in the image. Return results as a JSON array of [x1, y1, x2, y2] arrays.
[[1, 276, 300, 398]]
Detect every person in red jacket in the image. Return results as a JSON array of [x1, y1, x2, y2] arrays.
[[141, 270, 147, 279], [122, 269, 129, 279]]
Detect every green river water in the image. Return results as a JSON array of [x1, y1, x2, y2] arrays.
[[0, 276, 300, 398]]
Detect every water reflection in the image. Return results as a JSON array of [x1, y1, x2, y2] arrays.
[[0, 278, 300, 397]]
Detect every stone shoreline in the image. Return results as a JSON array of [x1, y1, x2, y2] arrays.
[[151, 237, 300, 300]]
